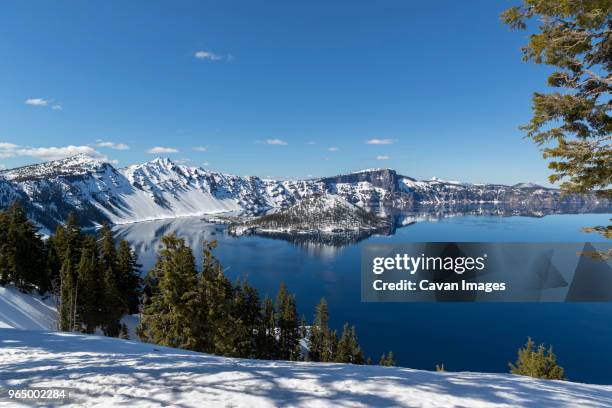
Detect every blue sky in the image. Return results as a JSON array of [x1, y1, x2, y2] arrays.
[[0, 1, 556, 184]]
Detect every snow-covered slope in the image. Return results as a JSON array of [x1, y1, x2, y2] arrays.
[[1, 288, 611, 406], [0, 155, 606, 230], [1, 329, 611, 407], [0, 286, 57, 330]]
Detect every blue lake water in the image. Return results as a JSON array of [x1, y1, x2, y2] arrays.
[[113, 212, 612, 384]]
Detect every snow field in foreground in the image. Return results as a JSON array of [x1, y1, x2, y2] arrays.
[[1, 329, 611, 408]]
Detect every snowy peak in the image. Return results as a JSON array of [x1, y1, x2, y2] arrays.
[[320, 168, 401, 193], [513, 182, 545, 189], [2, 154, 109, 182], [0, 156, 606, 230]]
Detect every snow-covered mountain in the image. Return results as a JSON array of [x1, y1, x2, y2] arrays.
[[0, 155, 606, 230]]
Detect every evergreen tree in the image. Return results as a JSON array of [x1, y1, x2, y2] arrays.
[[96, 223, 125, 336], [334, 324, 364, 364], [45, 237, 63, 298], [350, 325, 365, 365], [58, 249, 76, 331], [0, 203, 47, 292], [386, 351, 395, 367], [139, 234, 201, 350], [258, 294, 277, 359], [335, 323, 353, 363], [76, 236, 105, 333], [326, 329, 338, 362], [116, 240, 142, 314], [509, 337, 566, 380], [212, 282, 244, 356], [379, 352, 395, 367], [101, 266, 124, 337], [502, 1, 611, 199], [275, 283, 300, 360], [98, 222, 117, 274], [0, 210, 9, 285], [502, 1, 612, 242], [51, 213, 83, 266], [232, 278, 262, 358], [198, 241, 244, 356], [308, 298, 330, 362], [51, 213, 84, 331]]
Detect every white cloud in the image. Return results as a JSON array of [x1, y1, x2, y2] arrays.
[[376, 155, 391, 160], [175, 158, 192, 164], [327, 147, 339, 152], [25, 98, 50, 107], [366, 138, 395, 145], [0, 141, 109, 161], [307, 141, 316, 145], [194, 50, 222, 61], [265, 139, 288, 146], [193, 146, 208, 152], [25, 98, 63, 111], [96, 140, 130, 150], [0, 164, 6, 170], [203, 162, 210, 166], [0, 142, 19, 150], [17, 146, 105, 161], [147, 146, 179, 154]]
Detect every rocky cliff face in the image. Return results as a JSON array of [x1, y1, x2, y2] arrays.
[[0, 155, 607, 230]]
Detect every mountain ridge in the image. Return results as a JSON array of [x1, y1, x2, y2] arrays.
[[0, 155, 607, 230]]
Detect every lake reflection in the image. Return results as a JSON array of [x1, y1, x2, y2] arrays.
[[113, 209, 612, 384]]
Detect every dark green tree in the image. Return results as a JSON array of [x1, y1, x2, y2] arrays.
[[335, 323, 353, 363], [200, 241, 244, 356], [0, 203, 47, 292], [258, 294, 278, 359], [0, 210, 9, 285], [334, 324, 365, 364], [232, 278, 262, 358], [116, 240, 142, 314], [379, 352, 395, 367], [101, 265, 124, 337], [386, 351, 395, 367], [350, 325, 365, 364], [509, 337, 566, 380], [98, 222, 117, 273], [502, 0, 611, 241], [308, 298, 333, 362], [502, 0, 611, 197], [50, 213, 83, 266], [76, 236, 105, 333], [275, 283, 300, 360], [58, 248, 77, 331], [138, 234, 201, 349]]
